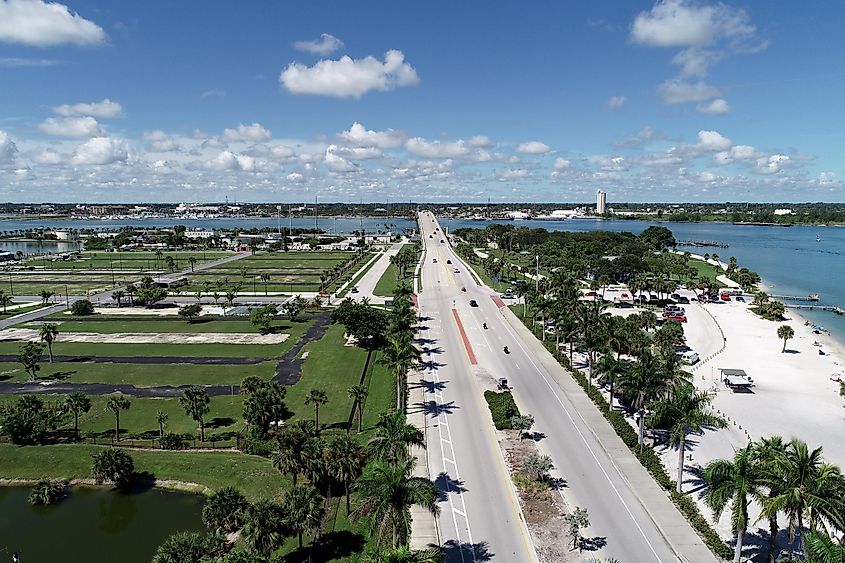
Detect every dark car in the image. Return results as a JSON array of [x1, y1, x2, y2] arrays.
[[736, 295, 746, 302], [469, 300, 478, 307], [446, 259, 452, 264], [677, 296, 690, 304]]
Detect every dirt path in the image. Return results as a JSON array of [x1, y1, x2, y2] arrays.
[[0, 328, 289, 345]]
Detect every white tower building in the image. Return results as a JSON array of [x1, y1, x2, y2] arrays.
[[596, 190, 607, 214]]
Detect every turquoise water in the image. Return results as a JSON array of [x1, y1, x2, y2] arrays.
[[0, 486, 204, 562]]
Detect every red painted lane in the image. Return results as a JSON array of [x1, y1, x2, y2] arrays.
[[491, 295, 506, 308], [451, 308, 478, 365]]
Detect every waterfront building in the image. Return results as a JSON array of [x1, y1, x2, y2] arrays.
[[596, 190, 607, 214]]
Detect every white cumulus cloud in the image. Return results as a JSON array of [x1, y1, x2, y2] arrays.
[[325, 144, 358, 172], [658, 79, 720, 104], [756, 154, 789, 175], [207, 150, 257, 172], [293, 33, 343, 56], [554, 157, 571, 170], [39, 116, 103, 137], [608, 96, 627, 109], [697, 130, 732, 151], [0, 0, 105, 47], [516, 141, 551, 154], [405, 138, 469, 159], [223, 123, 272, 143], [72, 137, 128, 165], [30, 147, 63, 165], [0, 130, 18, 163], [53, 99, 123, 119], [631, 0, 756, 48], [280, 50, 419, 99], [697, 98, 730, 115], [338, 122, 404, 149], [143, 130, 179, 152]]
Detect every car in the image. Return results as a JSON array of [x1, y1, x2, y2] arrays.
[[720, 293, 731, 301], [681, 351, 700, 364], [432, 258, 437, 263], [500, 292, 513, 299], [670, 293, 681, 300], [453, 268, 460, 273], [497, 378, 511, 391], [736, 295, 746, 302], [461, 287, 467, 292], [469, 300, 478, 307], [350, 287, 359, 293], [429, 234, 433, 238], [440, 239, 445, 243], [446, 259, 452, 264], [667, 315, 687, 323], [677, 296, 690, 304]]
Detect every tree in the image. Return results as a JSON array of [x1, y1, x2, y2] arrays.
[[753, 435, 789, 563], [349, 384, 369, 433], [64, 391, 91, 437], [180, 386, 210, 441], [70, 299, 95, 315], [649, 384, 726, 492], [202, 486, 249, 533], [639, 226, 676, 251], [328, 434, 366, 514], [241, 499, 286, 556], [274, 425, 311, 486], [39, 290, 55, 305], [353, 457, 439, 548], [304, 388, 328, 432], [524, 453, 554, 481], [249, 304, 278, 335], [616, 351, 664, 446], [17, 341, 44, 381], [283, 485, 325, 550], [284, 295, 308, 322], [91, 448, 134, 488], [368, 411, 425, 466], [260, 273, 271, 295], [362, 546, 445, 563], [134, 287, 168, 307], [0, 290, 13, 313], [379, 332, 421, 410], [106, 395, 131, 442], [703, 445, 762, 563], [510, 414, 535, 441], [156, 410, 168, 439], [38, 322, 59, 363], [111, 290, 125, 307], [27, 479, 66, 506], [777, 325, 795, 353], [152, 531, 223, 563], [187, 256, 197, 272], [242, 380, 287, 437], [178, 303, 203, 324], [0, 394, 58, 444], [563, 507, 590, 551], [165, 255, 176, 272], [805, 531, 845, 563]]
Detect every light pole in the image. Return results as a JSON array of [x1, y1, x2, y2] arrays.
[[535, 255, 539, 293]]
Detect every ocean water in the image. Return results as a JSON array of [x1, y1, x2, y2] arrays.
[[1, 215, 841, 337]]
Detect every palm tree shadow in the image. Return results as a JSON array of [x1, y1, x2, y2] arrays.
[[443, 540, 492, 562], [434, 471, 468, 502], [742, 526, 795, 563], [579, 535, 608, 552], [420, 359, 446, 371], [684, 464, 708, 494], [422, 345, 444, 356], [419, 399, 458, 417], [412, 379, 447, 393]]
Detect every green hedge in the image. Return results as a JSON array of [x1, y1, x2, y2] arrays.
[[483, 391, 521, 430], [518, 315, 733, 560]]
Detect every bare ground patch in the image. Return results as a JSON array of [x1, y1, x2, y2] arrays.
[[0, 328, 289, 345]]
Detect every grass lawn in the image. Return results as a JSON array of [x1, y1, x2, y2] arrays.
[[0, 444, 285, 501], [23, 318, 264, 333], [0, 340, 282, 358], [684, 257, 726, 284], [0, 360, 275, 386]]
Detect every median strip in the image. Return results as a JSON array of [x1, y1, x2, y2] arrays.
[[450, 308, 477, 365]]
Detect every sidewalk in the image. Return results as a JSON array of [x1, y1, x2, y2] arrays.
[[501, 306, 720, 563], [407, 368, 440, 550]]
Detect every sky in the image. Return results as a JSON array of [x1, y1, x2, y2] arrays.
[[0, 0, 844, 204]]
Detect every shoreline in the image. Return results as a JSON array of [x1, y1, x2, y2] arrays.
[[0, 477, 212, 496]]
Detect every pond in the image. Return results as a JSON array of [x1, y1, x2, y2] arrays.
[[0, 485, 204, 562]]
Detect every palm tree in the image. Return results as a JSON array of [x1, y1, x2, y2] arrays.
[[703, 445, 762, 563], [753, 435, 789, 563], [368, 411, 425, 466], [260, 273, 270, 295], [106, 395, 131, 442], [65, 391, 91, 438], [39, 289, 55, 305], [283, 485, 325, 550], [304, 388, 328, 431], [616, 351, 664, 446], [777, 325, 795, 353], [179, 386, 210, 441], [594, 354, 627, 409], [650, 384, 726, 492], [328, 434, 366, 514], [273, 424, 311, 486], [125, 284, 136, 305], [353, 457, 439, 548], [241, 499, 286, 556], [379, 333, 421, 410], [805, 530, 845, 563], [349, 384, 369, 432], [111, 290, 125, 307], [187, 256, 197, 272], [156, 410, 168, 439], [0, 291, 13, 313], [38, 322, 59, 363]]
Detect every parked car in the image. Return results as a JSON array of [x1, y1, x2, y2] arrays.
[[667, 315, 688, 323], [677, 296, 690, 304], [350, 287, 359, 294], [670, 293, 681, 300], [736, 295, 746, 302], [680, 351, 699, 364], [469, 300, 478, 307], [720, 293, 731, 301], [500, 292, 513, 299]]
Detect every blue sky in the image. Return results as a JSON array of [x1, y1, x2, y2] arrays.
[[0, 0, 844, 203]]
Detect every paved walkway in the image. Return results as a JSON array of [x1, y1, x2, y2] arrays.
[[350, 242, 405, 304], [408, 366, 441, 551], [501, 306, 720, 563]]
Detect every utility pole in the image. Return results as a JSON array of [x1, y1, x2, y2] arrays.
[[535, 255, 539, 292]]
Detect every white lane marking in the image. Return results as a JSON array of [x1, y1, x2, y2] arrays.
[[443, 457, 456, 466], [496, 311, 665, 562]]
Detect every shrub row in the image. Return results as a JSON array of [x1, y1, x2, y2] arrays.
[[483, 390, 521, 430], [521, 317, 734, 560]]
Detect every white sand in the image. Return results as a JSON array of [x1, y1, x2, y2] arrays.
[[71, 306, 229, 316], [0, 328, 289, 345]]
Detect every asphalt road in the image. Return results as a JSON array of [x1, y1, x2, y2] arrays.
[[419, 211, 680, 562], [417, 214, 537, 563]]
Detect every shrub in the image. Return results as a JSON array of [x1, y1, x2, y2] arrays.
[[27, 479, 67, 505], [91, 448, 135, 488], [483, 391, 521, 430], [159, 432, 186, 450], [70, 299, 95, 315]]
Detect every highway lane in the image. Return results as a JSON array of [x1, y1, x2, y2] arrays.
[[417, 214, 536, 563], [422, 211, 681, 562]]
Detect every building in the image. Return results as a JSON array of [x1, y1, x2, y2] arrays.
[[596, 190, 607, 214]]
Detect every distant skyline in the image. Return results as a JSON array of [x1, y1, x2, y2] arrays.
[[1, 0, 844, 203]]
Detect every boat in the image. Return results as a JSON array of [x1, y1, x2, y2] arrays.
[[816, 234, 822, 242]]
